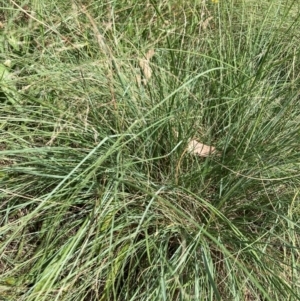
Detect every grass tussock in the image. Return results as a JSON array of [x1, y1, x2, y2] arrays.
[[1, 0, 300, 300]]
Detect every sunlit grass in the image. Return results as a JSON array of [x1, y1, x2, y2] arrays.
[[1, 0, 300, 300]]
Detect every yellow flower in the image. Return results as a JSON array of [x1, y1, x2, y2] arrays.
[[212, 0, 219, 3]]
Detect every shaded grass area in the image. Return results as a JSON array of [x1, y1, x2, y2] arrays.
[[1, 0, 300, 300]]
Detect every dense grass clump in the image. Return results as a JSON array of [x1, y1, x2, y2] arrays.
[[1, 1, 300, 300]]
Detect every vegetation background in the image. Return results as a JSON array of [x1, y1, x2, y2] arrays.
[[1, 0, 300, 300]]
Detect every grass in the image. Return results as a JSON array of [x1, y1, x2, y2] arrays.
[[1, 0, 300, 300]]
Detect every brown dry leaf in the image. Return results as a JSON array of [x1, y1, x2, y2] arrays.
[[145, 49, 155, 60], [201, 16, 213, 30], [139, 49, 155, 84], [187, 139, 216, 157], [136, 72, 142, 87], [139, 59, 152, 80]]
